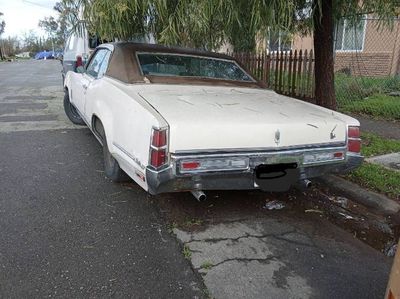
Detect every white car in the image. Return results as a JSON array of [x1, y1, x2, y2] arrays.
[[63, 42, 363, 200]]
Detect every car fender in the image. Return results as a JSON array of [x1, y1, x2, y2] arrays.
[[64, 71, 73, 90], [91, 99, 114, 150]]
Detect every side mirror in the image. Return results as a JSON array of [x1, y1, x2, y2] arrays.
[[76, 66, 85, 74]]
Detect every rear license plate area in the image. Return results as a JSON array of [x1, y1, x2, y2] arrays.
[[254, 163, 299, 192]]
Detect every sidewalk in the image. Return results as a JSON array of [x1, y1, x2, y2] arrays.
[[357, 116, 400, 140]]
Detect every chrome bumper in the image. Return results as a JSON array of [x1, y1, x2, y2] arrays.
[[146, 148, 363, 195]]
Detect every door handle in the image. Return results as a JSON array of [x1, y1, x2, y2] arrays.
[[82, 84, 88, 90]]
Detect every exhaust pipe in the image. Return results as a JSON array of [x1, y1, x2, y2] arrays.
[[303, 179, 312, 188], [295, 179, 312, 190], [191, 190, 206, 201]]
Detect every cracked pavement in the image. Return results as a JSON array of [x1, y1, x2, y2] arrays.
[[174, 215, 392, 299]]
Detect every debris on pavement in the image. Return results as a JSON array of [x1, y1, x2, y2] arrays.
[[384, 242, 398, 257], [338, 212, 355, 220], [263, 200, 285, 210], [305, 209, 324, 214]]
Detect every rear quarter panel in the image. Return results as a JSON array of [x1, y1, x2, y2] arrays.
[[85, 77, 167, 190]]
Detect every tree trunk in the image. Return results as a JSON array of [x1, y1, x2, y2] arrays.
[[313, 0, 336, 110]]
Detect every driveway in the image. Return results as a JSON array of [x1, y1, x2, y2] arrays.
[[0, 59, 393, 298]]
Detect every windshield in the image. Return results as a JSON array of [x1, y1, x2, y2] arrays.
[[137, 53, 254, 82]]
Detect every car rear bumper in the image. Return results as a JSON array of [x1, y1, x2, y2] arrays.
[[146, 147, 363, 195]]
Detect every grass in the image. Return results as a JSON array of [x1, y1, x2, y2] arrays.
[[335, 74, 400, 120], [348, 164, 400, 200], [338, 94, 400, 120], [183, 245, 192, 260], [345, 132, 400, 200], [183, 218, 203, 227], [200, 261, 213, 270], [361, 132, 400, 157]]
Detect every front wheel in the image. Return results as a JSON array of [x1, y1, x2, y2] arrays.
[[63, 90, 85, 125]]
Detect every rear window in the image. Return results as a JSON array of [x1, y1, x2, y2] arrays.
[[136, 53, 254, 82]]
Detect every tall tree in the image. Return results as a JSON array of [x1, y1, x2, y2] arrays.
[[65, 0, 399, 109], [0, 12, 5, 60], [38, 16, 58, 52]]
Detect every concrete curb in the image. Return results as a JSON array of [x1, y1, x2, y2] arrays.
[[318, 175, 400, 216]]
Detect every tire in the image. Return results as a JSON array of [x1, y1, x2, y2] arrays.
[[95, 119, 130, 183], [103, 137, 131, 182], [63, 90, 85, 125]]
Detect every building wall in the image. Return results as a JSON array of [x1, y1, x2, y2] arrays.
[[291, 18, 400, 77]]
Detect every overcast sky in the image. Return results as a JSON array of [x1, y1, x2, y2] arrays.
[[0, 0, 58, 37]]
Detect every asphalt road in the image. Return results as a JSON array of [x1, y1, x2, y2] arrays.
[[0, 59, 394, 299], [0, 60, 204, 298]]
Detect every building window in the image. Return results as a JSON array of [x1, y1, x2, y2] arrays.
[[335, 19, 366, 51], [268, 31, 292, 52]]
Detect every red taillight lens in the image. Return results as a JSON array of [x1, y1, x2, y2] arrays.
[[348, 126, 361, 153], [150, 128, 168, 169], [181, 161, 200, 170], [76, 55, 83, 68], [348, 126, 360, 138], [334, 152, 344, 158], [150, 148, 166, 168], [348, 139, 361, 153], [152, 129, 167, 147]]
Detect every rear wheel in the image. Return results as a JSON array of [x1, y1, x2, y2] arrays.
[[96, 119, 130, 182], [63, 90, 85, 125]]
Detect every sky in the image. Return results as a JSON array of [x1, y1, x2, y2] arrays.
[[0, 0, 58, 37]]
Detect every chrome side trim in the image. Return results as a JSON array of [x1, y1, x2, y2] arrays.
[[113, 142, 146, 170]]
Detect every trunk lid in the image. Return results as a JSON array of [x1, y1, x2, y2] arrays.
[[138, 85, 350, 152]]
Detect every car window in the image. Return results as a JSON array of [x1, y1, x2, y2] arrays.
[[137, 53, 254, 82], [97, 51, 112, 77], [86, 49, 111, 78]]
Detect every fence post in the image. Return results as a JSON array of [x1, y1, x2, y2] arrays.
[[288, 50, 293, 96], [265, 53, 270, 87], [292, 50, 298, 96], [301, 49, 308, 98]]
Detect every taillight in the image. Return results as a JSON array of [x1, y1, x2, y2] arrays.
[[179, 158, 249, 173], [181, 161, 201, 170], [149, 127, 168, 169], [76, 55, 83, 68], [348, 126, 361, 153]]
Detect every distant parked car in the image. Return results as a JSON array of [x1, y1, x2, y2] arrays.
[[35, 51, 55, 60], [61, 30, 101, 82], [63, 42, 363, 200]]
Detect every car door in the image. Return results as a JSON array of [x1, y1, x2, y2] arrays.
[[76, 48, 110, 123]]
